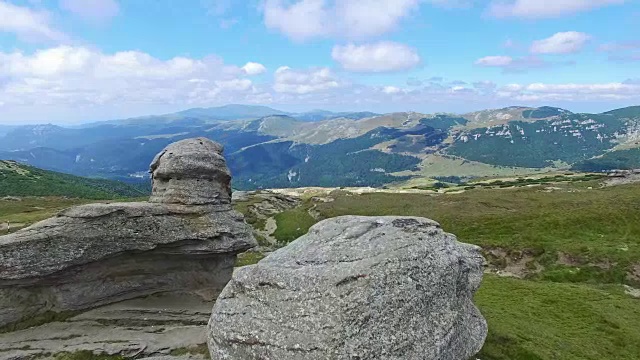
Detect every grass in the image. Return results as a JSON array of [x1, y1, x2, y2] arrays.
[[475, 275, 640, 360], [0, 160, 148, 199], [272, 207, 317, 243], [311, 183, 640, 283], [53, 351, 126, 360], [169, 344, 210, 358], [235, 251, 266, 267], [258, 182, 640, 359], [393, 154, 547, 188]]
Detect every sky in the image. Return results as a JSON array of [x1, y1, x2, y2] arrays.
[[0, 0, 639, 124]]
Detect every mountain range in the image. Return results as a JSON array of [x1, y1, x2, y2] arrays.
[[1, 104, 639, 190]]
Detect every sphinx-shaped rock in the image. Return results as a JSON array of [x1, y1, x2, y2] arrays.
[[150, 138, 231, 205], [0, 138, 256, 330], [208, 216, 487, 360]]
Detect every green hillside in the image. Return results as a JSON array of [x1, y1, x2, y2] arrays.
[[0, 160, 149, 199], [235, 180, 640, 360], [447, 112, 635, 168], [573, 148, 640, 172]]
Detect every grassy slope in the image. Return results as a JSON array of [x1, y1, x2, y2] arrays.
[[313, 184, 640, 270], [0, 160, 148, 199], [392, 154, 551, 188], [264, 182, 640, 359], [476, 276, 640, 360]]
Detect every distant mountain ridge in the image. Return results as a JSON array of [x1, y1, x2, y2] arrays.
[[1, 104, 639, 190]]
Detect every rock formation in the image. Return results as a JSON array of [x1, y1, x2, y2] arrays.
[[208, 216, 487, 360], [0, 137, 256, 330]]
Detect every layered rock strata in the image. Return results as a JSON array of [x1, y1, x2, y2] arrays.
[[0, 137, 256, 330]]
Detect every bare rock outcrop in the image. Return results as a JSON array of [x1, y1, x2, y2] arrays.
[[0, 137, 256, 330], [208, 216, 487, 360]]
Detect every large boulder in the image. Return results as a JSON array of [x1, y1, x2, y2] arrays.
[[0, 138, 256, 330], [208, 216, 487, 360]]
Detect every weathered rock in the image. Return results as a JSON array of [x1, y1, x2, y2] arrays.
[[208, 216, 487, 360], [150, 137, 231, 205], [0, 138, 256, 330], [0, 293, 212, 360]]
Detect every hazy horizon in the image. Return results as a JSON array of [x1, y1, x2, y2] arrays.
[[1, 102, 638, 127]]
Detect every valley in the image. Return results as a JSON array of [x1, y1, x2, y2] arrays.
[[1, 105, 639, 190], [1, 105, 639, 359]]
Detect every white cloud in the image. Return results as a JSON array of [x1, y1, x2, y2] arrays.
[[262, 0, 421, 41], [502, 83, 523, 91], [0, 1, 68, 42], [263, 0, 332, 41], [273, 66, 341, 94], [215, 78, 253, 91], [474, 55, 513, 67], [530, 32, 591, 54], [382, 86, 403, 94], [332, 42, 421, 72], [1, 46, 639, 123], [0, 46, 258, 108], [59, 0, 120, 22], [488, 0, 625, 19], [242, 62, 267, 75]]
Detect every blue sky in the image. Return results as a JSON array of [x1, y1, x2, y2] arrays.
[[0, 0, 639, 124]]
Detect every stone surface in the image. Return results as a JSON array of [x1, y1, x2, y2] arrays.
[[0, 138, 256, 330], [0, 293, 211, 360], [208, 216, 487, 360], [150, 137, 231, 205]]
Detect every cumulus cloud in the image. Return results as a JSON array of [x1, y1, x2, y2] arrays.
[[331, 42, 421, 72], [273, 66, 341, 94], [530, 32, 591, 54], [262, 0, 425, 41], [0, 1, 68, 42], [59, 0, 120, 23], [0, 46, 261, 108], [242, 62, 267, 75], [488, 0, 625, 19], [1, 46, 639, 123]]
